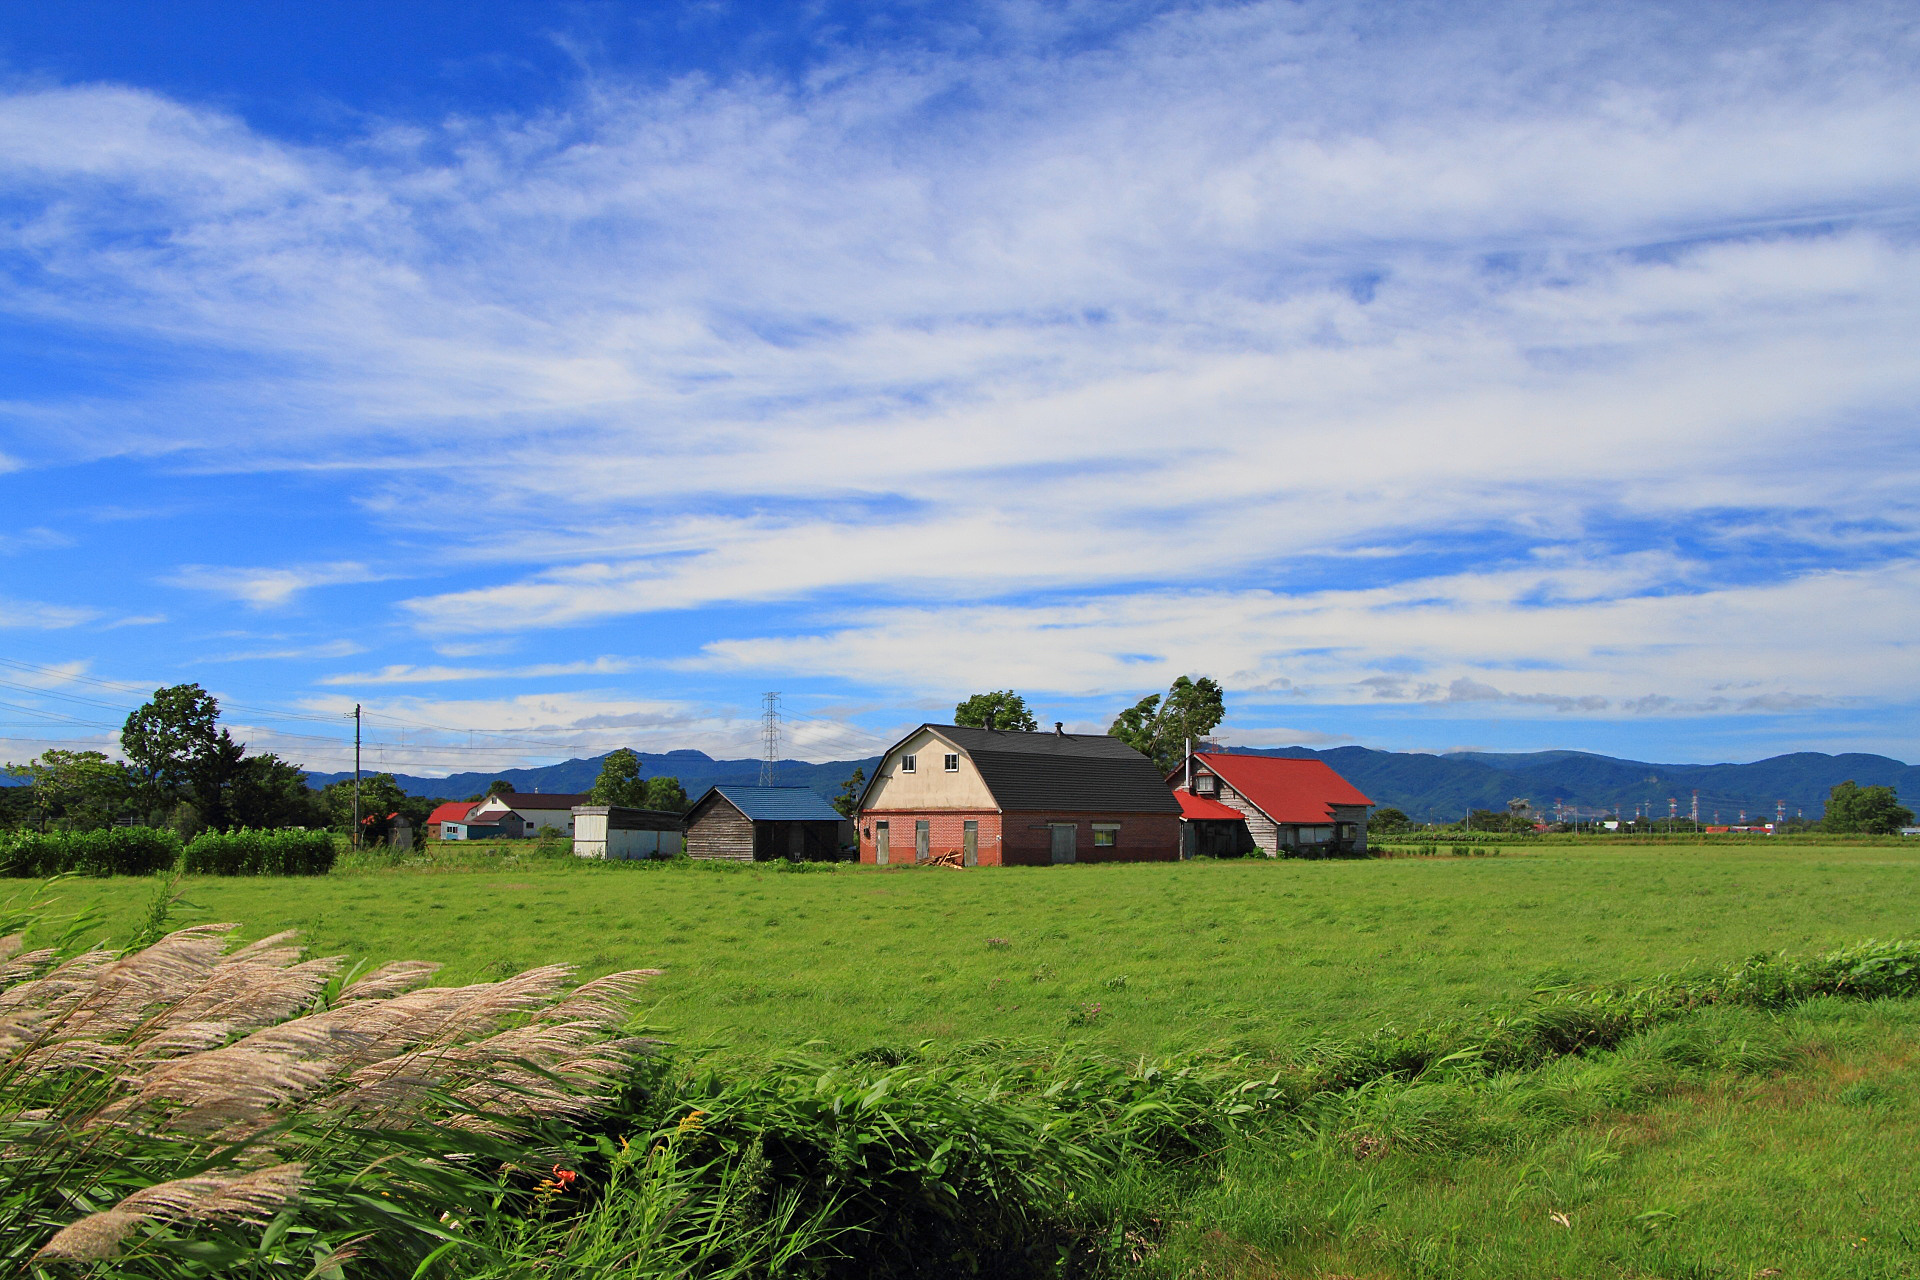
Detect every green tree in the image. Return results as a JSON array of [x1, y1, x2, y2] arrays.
[[225, 752, 325, 829], [121, 683, 225, 817], [587, 749, 649, 808], [953, 691, 1039, 732], [832, 767, 867, 819], [1107, 675, 1226, 773], [1370, 806, 1411, 834], [486, 778, 515, 798], [644, 776, 689, 813], [1822, 781, 1915, 835], [5, 749, 134, 830]]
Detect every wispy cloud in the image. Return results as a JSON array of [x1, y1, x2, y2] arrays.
[[0, 597, 99, 629], [317, 656, 639, 685], [206, 639, 368, 663], [165, 563, 380, 608]]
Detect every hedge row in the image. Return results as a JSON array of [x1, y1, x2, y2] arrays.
[[0, 827, 181, 877], [182, 828, 337, 876]]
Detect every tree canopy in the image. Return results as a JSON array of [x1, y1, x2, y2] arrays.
[[587, 749, 649, 808], [1108, 675, 1226, 773], [1822, 781, 1915, 835], [953, 691, 1039, 733]]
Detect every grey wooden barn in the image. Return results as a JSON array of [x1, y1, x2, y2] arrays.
[[684, 786, 848, 861]]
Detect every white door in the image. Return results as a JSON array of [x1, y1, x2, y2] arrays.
[[1050, 823, 1077, 864]]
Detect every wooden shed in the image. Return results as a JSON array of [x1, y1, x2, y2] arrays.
[[685, 786, 847, 862]]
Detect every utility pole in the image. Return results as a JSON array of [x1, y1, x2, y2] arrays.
[[352, 703, 362, 850], [759, 693, 780, 786], [1690, 790, 1699, 825]]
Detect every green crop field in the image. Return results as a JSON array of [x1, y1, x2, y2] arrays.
[[29, 842, 1920, 1277], [47, 842, 1920, 1059]]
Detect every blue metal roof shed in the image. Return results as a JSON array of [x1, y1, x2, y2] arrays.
[[686, 785, 848, 861]]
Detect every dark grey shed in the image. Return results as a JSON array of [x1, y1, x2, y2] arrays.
[[685, 785, 849, 862]]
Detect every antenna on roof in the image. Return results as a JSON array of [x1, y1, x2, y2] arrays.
[[759, 693, 781, 786]]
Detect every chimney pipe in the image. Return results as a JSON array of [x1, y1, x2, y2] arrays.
[[1054, 721, 1065, 737], [985, 708, 997, 731]]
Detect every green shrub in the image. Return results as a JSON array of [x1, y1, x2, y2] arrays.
[[181, 828, 337, 875], [0, 827, 180, 877]]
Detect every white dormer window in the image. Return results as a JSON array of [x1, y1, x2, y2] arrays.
[[1193, 772, 1218, 795], [901, 754, 917, 773], [944, 753, 959, 772]]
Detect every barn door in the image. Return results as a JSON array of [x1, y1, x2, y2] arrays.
[[963, 820, 978, 866], [875, 822, 890, 865], [915, 820, 930, 863], [1049, 823, 1077, 864]]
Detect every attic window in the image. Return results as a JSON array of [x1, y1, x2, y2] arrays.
[[944, 753, 959, 772], [1192, 773, 1218, 795], [901, 754, 917, 773]]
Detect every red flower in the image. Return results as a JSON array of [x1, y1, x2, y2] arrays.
[[550, 1165, 579, 1190]]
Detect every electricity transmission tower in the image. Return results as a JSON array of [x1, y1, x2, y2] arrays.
[[759, 693, 781, 786]]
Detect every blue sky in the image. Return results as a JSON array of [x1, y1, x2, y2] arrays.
[[1, 0, 1917, 775]]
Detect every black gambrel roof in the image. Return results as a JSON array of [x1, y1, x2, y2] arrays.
[[877, 725, 1181, 814]]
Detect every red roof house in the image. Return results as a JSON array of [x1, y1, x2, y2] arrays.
[[427, 801, 474, 840], [1170, 753, 1376, 857]]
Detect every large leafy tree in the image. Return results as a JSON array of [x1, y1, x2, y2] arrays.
[[120, 683, 226, 816], [587, 749, 649, 808], [1108, 675, 1226, 773], [1822, 781, 1915, 835], [953, 691, 1039, 733]]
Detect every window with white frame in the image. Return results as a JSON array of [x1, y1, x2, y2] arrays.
[[943, 753, 959, 772], [1092, 824, 1119, 847], [900, 754, 917, 773], [1192, 772, 1218, 795]]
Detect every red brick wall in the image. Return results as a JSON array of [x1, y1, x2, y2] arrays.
[[855, 809, 1179, 865], [858, 811, 1002, 865]]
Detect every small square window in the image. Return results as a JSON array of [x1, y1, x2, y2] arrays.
[[944, 753, 959, 772], [900, 754, 917, 773], [1093, 824, 1119, 847]]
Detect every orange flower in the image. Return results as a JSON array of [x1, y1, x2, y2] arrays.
[[549, 1165, 579, 1191]]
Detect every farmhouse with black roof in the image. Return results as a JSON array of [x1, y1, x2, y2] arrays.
[[855, 723, 1182, 866]]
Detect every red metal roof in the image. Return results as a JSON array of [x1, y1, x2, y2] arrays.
[[1188, 753, 1374, 824], [428, 801, 476, 825], [1176, 790, 1245, 820]]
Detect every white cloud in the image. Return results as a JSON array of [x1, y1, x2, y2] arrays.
[[318, 656, 638, 685], [0, 598, 99, 629], [206, 639, 368, 662], [165, 563, 380, 608], [0, 4, 1915, 732], [681, 558, 1920, 716]]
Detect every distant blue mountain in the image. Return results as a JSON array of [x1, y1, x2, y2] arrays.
[[303, 750, 878, 806], [304, 744, 1918, 823]]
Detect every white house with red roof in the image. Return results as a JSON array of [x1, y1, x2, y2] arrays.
[[1170, 752, 1375, 857]]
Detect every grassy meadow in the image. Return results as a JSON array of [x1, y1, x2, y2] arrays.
[[47, 841, 1920, 1060], [25, 841, 1920, 1278]]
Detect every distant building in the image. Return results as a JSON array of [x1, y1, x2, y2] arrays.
[[855, 723, 1182, 866], [571, 805, 686, 860], [468, 792, 589, 838], [1170, 753, 1374, 856], [441, 809, 519, 840], [686, 786, 848, 861], [427, 801, 474, 840]]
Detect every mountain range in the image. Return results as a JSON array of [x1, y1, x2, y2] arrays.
[[304, 745, 1920, 823]]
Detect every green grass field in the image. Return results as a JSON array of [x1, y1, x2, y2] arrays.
[[32, 842, 1920, 1277], [46, 842, 1920, 1059]]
